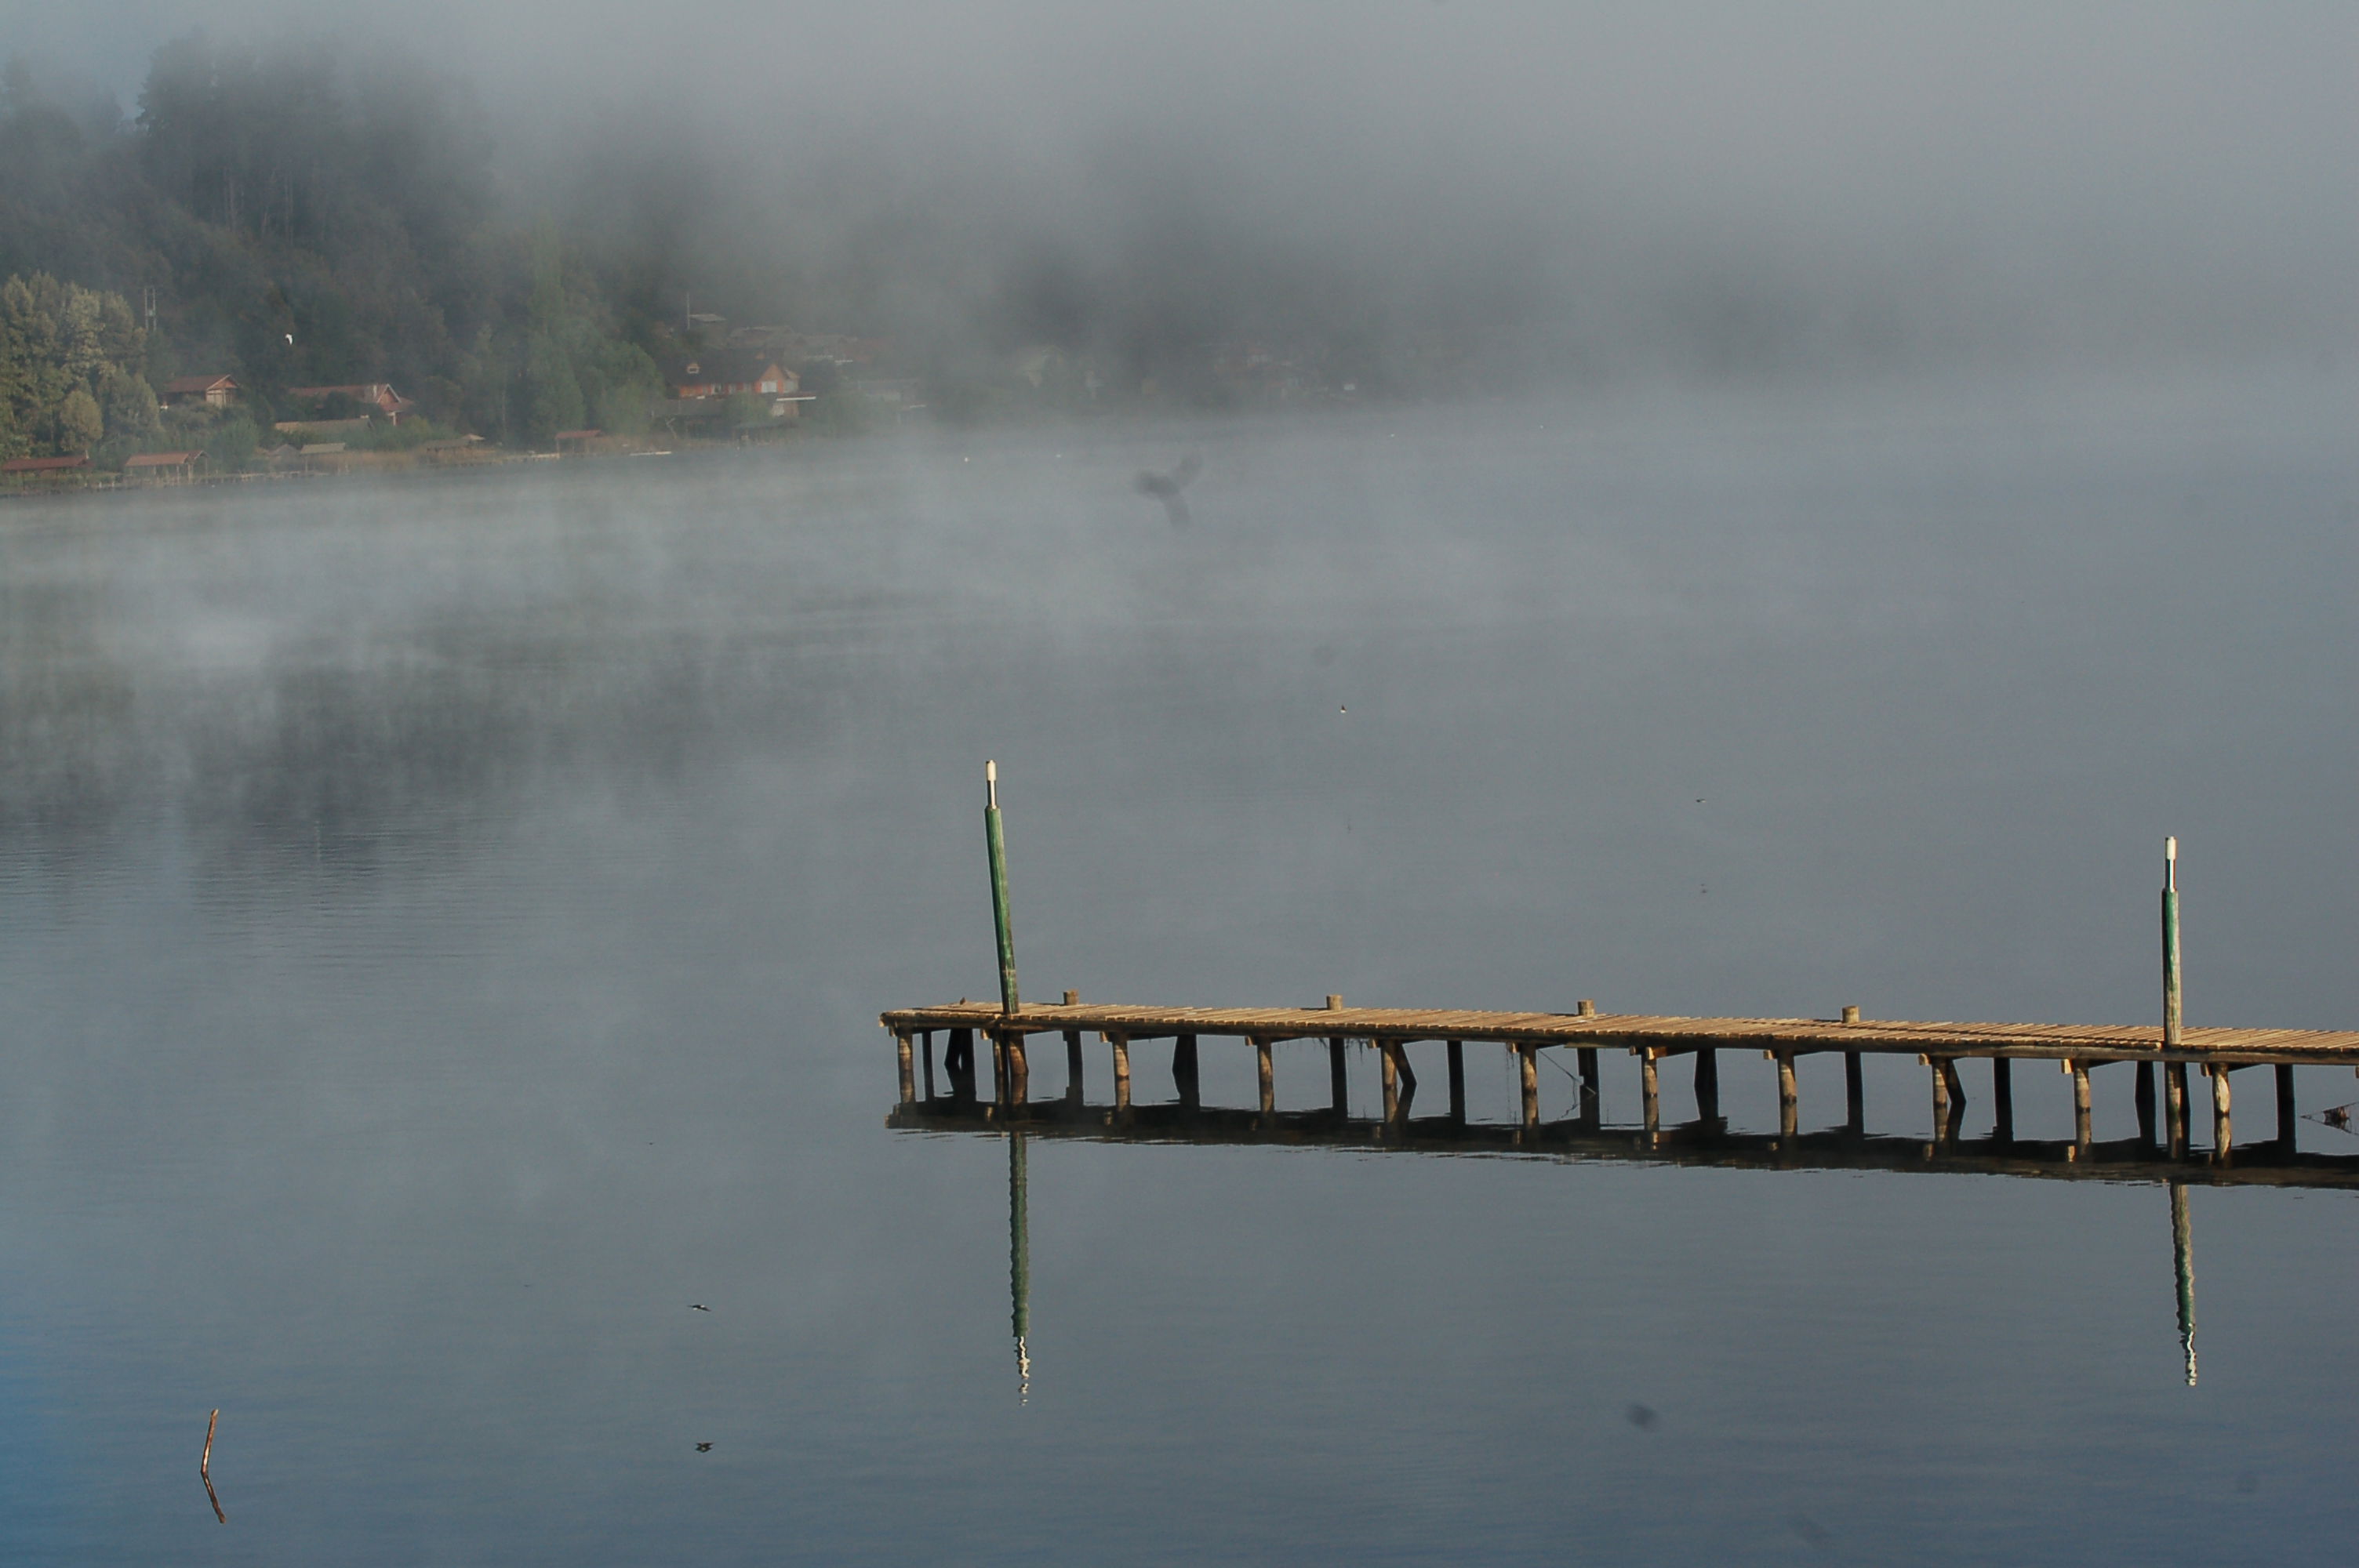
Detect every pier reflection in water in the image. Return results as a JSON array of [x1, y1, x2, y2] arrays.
[[897, 1044, 2351, 1389]]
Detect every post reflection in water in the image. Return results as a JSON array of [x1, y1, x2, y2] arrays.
[[897, 1083, 2338, 1392], [1009, 1131, 1031, 1403], [2171, 1182, 2197, 1387]]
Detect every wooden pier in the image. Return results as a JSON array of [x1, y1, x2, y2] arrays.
[[878, 997, 2359, 1159]]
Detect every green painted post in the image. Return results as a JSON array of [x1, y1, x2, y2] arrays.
[[2161, 836, 2182, 1051], [985, 760, 1020, 1015]]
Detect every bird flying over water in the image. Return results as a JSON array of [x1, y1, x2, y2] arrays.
[[1136, 456, 1201, 526]]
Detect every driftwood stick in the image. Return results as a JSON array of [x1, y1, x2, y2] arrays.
[[201, 1408, 226, 1523]]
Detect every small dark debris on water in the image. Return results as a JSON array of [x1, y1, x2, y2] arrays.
[[690, 1304, 711, 1312], [696, 1442, 714, 1452], [1625, 1403, 1658, 1430]]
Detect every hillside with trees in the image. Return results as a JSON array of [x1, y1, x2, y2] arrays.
[[0, 38, 662, 463]]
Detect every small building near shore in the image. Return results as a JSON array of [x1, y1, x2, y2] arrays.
[[657, 352, 805, 419], [286, 383, 414, 423], [162, 375, 240, 408], [123, 450, 205, 483], [2, 455, 92, 477]]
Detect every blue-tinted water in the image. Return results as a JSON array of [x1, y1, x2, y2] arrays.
[[2, 376, 2354, 1563]]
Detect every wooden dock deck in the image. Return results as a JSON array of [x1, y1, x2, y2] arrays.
[[881, 999, 2359, 1063], [878, 997, 2359, 1154]]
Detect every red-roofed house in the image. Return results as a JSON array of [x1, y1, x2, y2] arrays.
[[162, 375, 240, 408], [287, 383, 415, 423]]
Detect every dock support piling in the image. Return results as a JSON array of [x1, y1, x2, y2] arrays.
[[1518, 1046, 1539, 1128], [1256, 1038, 1275, 1115], [1111, 1035, 1131, 1110], [1579, 1047, 1601, 1124], [1173, 1034, 1199, 1109], [1380, 1044, 1399, 1121], [984, 762, 1020, 1015], [1930, 1056, 1951, 1138], [1775, 1051, 1798, 1140], [1005, 1033, 1028, 1105], [948, 1027, 976, 1100], [922, 1030, 936, 1101], [2276, 1063, 2297, 1148], [1993, 1057, 2015, 1142], [2165, 1061, 2189, 1156], [1065, 1029, 1084, 1102], [1694, 1047, 1720, 1122], [1446, 1040, 1466, 1123], [2135, 1060, 2155, 1145], [2210, 1063, 2231, 1154], [2071, 1059, 2092, 1146], [1641, 1050, 1660, 1132], [1844, 1052, 1864, 1134], [896, 1032, 915, 1102], [1328, 1036, 1348, 1116]]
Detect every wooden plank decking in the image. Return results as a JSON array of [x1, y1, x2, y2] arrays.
[[880, 1000, 2359, 1065]]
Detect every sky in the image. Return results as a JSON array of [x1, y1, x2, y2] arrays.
[[5, 1, 2354, 376]]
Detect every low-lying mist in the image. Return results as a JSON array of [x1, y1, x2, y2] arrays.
[[9, 1, 2352, 395]]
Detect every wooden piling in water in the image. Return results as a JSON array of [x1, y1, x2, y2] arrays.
[[1641, 1049, 1660, 1131], [896, 1032, 915, 1102], [1694, 1047, 1720, 1120], [2135, 1060, 2155, 1145], [1775, 1051, 1798, 1139], [1328, 1036, 1347, 1114], [1446, 1040, 1466, 1122], [2165, 1062, 2189, 1155], [1518, 1045, 1539, 1127], [1579, 1047, 1601, 1123], [948, 1027, 976, 1099], [1065, 1029, 1084, 1102], [1111, 1034, 1131, 1109], [2161, 837, 2183, 1051], [2210, 1063, 2232, 1153], [2070, 1058, 2092, 1145], [2276, 1063, 2297, 1146], [1993, 1056, 2015, 1141], [1011, 1033, 1032, 1105], [1844, 1051, 1864, 1132], [984, 762, 1020, 1015], [922, 1029, 936, 1100], [1256, 1038, 1275, 1115], [1929, 1054, 1951, 1134], [1173, 1034, 1199, 1108], [1380, 1044, 1399, 1121]]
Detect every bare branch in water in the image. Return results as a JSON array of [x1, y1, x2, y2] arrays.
[[201, 1409, 226, 1524]]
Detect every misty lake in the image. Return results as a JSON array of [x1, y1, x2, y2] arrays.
[[2, 376, 2354, 1564]]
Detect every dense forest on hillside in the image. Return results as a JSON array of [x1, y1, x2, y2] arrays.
[[0, 38, 663, 462]]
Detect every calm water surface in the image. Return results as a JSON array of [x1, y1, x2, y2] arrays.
[[2, 378, 2354, 1563]]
